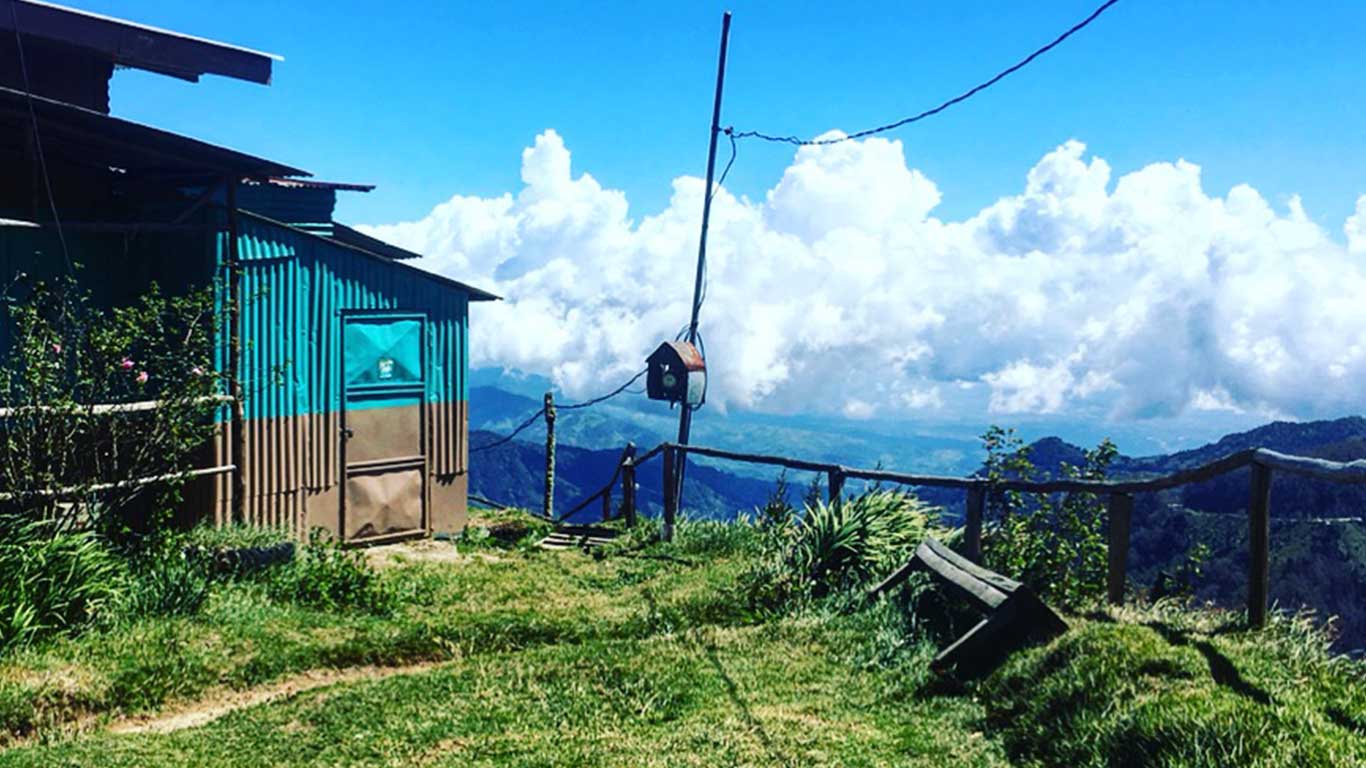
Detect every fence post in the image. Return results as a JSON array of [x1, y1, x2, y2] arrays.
[[1106, 493, 1134, 605], [964, 485, 985, 563], [662, 445, 677, 542], [1248, 463, 1272, 628], [621, 443, 637, 527], [543, 392, 556, 520], [828, 469, 845, 507]]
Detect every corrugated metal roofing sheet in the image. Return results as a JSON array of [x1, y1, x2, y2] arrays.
[[0, 84, 308, 178]]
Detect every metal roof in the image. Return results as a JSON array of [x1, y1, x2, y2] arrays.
[[257, 178, 376, 193], [330, 222, 419, 261], [239, 210, 500, 302], [0, 0, 279, 84], [0, 84, 308, 178]]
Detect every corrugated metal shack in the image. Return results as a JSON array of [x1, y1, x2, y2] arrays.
[[0, 1, 497, 542]]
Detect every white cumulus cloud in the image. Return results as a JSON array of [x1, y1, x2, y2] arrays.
[[361, 130, 1366, 421]]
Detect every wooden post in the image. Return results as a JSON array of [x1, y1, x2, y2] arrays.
[[621, 443, 637, 527], [1106, 493, 1134, 605], [963, 485, 985, 563], [1248, 463, 1272, 628], [225, 178, 246, 526], [827, 469, 845, 507], [602, 489, 611, 522], [662, 445, 677, 542], [543, 392, 555, 520]]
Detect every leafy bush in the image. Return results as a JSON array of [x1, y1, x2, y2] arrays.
[[980, 426, 1115, 610], [265, 529, 392, 615], [0, 277, 220, 543], [0, 521, 123, 651]]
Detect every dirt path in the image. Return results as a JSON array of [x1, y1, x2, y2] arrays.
[[108, 660, 448, 735]]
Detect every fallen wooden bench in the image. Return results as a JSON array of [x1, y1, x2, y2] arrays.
[[868, 536, 1067, 676]]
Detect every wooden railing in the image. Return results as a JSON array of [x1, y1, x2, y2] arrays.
[[563, 440, 1366, 629]]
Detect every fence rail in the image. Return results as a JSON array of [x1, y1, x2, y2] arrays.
[[562, 439, 1366, 629]]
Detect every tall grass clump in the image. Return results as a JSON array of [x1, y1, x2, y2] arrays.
[[264, 529, 393, 615], [0, 519, 123, 652], [746, 487, 940, 611]]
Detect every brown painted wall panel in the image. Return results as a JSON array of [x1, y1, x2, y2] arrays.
[[345, 405, 421, 464], [430, 473, 469, 534], [182, 406, 467, 541]]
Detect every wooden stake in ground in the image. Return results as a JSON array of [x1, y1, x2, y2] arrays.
[[543, 391, 556, 520]]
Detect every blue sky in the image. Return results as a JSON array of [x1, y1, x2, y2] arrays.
[[89, 1, 1366, 230], [72, 1, 1366, 451]]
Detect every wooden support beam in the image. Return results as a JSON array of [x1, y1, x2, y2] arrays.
[[828, 469, 844, 506], [964, 485, 985, 563], [225, 179, 246, 527], [662, 445, 678, 542], [1248, 463, 1272, 628], [622, 443, 637, 527], [543, 392, 556, 521], [1107, 492, 1134, 605]]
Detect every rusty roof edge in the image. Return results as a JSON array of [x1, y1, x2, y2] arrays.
[[236, 209, 500, 301]]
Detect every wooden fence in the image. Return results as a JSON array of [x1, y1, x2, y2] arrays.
[[563, 441, 1366, 629]]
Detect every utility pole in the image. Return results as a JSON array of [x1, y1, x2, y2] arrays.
[[674, 10, 732, 509]]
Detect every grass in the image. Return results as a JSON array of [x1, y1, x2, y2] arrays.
[[982, 604, 1366, 767], [0, 511, 1361, 766]]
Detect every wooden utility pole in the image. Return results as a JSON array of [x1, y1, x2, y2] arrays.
[[543, 392, 556, 520], [225, 178, 246, 526], [674, 11, 733, 511]]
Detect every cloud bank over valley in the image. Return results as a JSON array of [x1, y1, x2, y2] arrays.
[[362, 130, 1366, 423]]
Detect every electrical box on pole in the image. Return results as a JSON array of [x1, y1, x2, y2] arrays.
[[647, 341, 706, 407]]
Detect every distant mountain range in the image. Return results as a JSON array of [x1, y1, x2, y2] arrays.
[[467, 386, 1366, 649]]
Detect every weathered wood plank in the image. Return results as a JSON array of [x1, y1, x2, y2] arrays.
[[963, 486, 986, 563], [1107, 493, 1134, 605]]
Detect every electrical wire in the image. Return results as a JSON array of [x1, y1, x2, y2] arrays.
[[729, 0, 1123, 146], [559, 368, 647, 410], [468, 368, 649, 452], [468, 407, 546, 453], [9, 3, 72, 273]]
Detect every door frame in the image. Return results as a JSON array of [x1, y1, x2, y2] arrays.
[[338, 309, 430, 544]]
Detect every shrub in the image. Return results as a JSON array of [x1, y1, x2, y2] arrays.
[[0, 277, 220, 544], [980, 426, 1115, 610], [265, 529, 393, 615]]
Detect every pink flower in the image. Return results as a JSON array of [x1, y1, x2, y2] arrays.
[[120, 358, 135, 370], [51, 343, 61, 355], [136, 371, 149, 385], [190, 366, 204, 377]]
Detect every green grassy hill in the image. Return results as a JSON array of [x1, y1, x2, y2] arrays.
[[0, 512, 1361, 766]]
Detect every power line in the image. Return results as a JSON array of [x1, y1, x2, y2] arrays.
[[559, 369, 647, 410], [9, 3, 72, 273], [469, 407, 545, 453], [469, 368, 648, 452], [730, 0, 1123, 146]]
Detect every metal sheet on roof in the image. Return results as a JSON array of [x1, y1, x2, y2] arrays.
[[0, 0, 279, 84], [0, 84, 307, 178]]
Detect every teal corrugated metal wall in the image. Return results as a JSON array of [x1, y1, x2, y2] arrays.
[[217, 213, 469, 500]]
